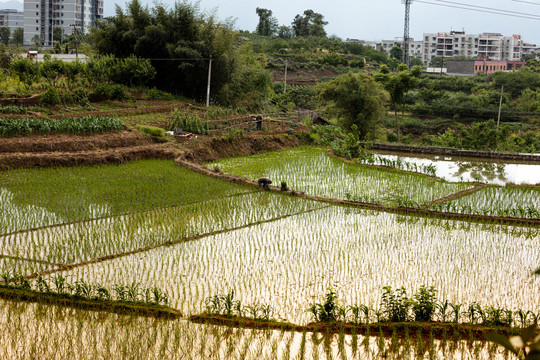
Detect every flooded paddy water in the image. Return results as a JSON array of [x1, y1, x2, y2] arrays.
[[0, 152, 538, 359]]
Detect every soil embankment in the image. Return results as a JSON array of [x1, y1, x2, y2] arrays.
[[0, 130, 181, 170], [179, 133, 307, 163], [190, 314, 529, 341]]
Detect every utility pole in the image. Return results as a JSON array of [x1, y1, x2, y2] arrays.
[[402, 0, 413, 66], [497, 85, 504, 127], [206, 55, 212, 107], [283, 60, 287, 93], [69, 24, 78, 60]]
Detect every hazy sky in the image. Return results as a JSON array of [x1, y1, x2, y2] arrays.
[[3, 0, 540, 44]]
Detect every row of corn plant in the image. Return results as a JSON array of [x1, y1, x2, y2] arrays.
[[0, 115, 123, 137], [309, 287, 539, 328], [168, 108, 209, 134], [0, 271, 169, 306], [203, 290, 274, 321], [0, 105, 27, 115]]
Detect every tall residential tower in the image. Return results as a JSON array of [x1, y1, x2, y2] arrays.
[[23, 0, 103, 46]]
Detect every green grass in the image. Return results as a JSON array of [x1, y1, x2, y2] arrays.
[[0, 160, 250, 234], [209, 146, 472, 206]]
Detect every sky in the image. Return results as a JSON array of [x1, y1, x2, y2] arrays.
[[3, 0, 540, 45]]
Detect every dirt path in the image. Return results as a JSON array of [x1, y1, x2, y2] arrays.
[[428, 183, 488, 205]]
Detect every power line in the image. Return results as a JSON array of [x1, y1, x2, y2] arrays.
[[432, 0, 540, 18], [416, 0, 540, 20], [512, 0, 540, 5]]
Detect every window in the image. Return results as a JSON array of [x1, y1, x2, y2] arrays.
[[35, 20, 38, 23]]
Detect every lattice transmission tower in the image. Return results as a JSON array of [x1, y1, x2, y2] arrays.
[[402, 0, 413, 66]]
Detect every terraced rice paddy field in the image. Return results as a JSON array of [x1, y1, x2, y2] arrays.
[[0, 148, 538, 359]]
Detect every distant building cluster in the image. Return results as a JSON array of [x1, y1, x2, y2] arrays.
[[0, 9, 24, 31], [346, 30, 539, 65], [0, 0, 103, 47]]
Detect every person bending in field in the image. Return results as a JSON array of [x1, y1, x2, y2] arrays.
[[258, 177, 272, 189]]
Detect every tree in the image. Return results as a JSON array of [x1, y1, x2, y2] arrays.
[[409, 57, 423, 67], [277, 25, 293, 39], [319, 72, 388, 138], [90, 0, 271, 108], [11, 28, 23, 46], [389, 46, 403, 60], [375, 66, 419, 142], [31, 35, 42, 47], [291, 10, 328, 37], [0, 27, 10, 45], [53, 27, 64, 43], [255, 8, 278, 36]]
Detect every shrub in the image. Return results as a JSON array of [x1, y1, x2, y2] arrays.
[[381, 286, 411, 322], [386, 132, 398, 142], [40, 88, 61, 107], [135, 124, 165, 137], [146, 88, 173, 101], [412, 285, 437, 322], [93, 83, 128, 101]]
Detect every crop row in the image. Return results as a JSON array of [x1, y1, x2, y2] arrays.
[[0, 159, 249, 234], [0, 192, 319, 265], [48, 206, 539, 325], [0, 299, 518, 359], [0, 115, 123, 137], [0, 271, 169, 306], [209, 146, 472, 206]]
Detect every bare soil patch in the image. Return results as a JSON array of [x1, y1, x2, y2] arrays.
[[0, 143, 180, 170], [178, 133, 307, 163]]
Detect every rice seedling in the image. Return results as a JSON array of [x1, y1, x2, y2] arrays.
[[0, 160, 251, 234], [51, 206, 539, 325], [0, 192, 320, 265], [433, 185, 540, 219], [209, 146, 473, 206]]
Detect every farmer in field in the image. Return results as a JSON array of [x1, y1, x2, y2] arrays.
[[258, 177, 272, 189], [255, 115, 263, 131]]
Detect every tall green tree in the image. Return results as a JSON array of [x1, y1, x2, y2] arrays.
[[319, 72, 388, 138], [375, 65, 419, 142], [389, 46, 403, 60], [0, 27, 10, 45], [90, 0, 270, 108], [11, 28, 23, 45], [255, 8, 278, 36], [291, 10, 328, 37]]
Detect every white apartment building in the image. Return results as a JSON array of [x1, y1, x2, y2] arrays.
[[380, 38, 424, 61], [422, 30, 533, 64], [0, 9, 24, 31], [24, 0, 103, 47], [377, 30, 536, 65]]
